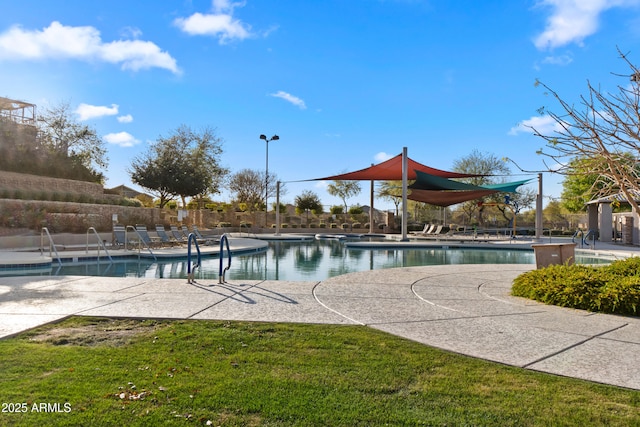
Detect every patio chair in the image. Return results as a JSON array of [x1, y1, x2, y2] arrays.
[[170, 225, 187, 242], [411, 224, 434, 236], [431, 225, 443, 235], [188, 225, 218, 245], [181, 225, 205, 244], [134, 225, 162, 248], [112, 225, 128, 249], [155, 224, 181, 246]]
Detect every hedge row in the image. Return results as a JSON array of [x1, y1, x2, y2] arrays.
[[512, 257, 640, 316]]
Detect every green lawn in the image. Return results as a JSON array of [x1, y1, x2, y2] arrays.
[[0, 317, 638, 426]]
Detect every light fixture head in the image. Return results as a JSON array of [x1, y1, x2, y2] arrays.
[[271, 135, 279, 141], [259, 134, 267, 140]]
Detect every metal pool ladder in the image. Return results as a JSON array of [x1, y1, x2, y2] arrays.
[[187, 233, 201, 284], [218, 233, 231, 284]]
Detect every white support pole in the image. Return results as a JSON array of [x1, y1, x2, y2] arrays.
[[401, 147, 408, 241], [535, 173, 543, 240]]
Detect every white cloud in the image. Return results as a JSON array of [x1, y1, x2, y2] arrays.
[[0, 21, 179, 73], [374, 152, 394, 162], [314, 181, 329, 190], [174, 1, 252, 44], [508, 115, 563, 135], [541, 54, 573, 66], [104, 131, 140, 147], [75, 103, 118, 121], [533, 0, 640, 50], [117, 114, 133, 123], [270, 91, 307, 109]]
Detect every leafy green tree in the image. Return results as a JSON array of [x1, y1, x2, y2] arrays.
[[327, 180, 361, 218], [129, 125, 227, 208], [377, 181, 402, 216], [330, 205, 343, 215], [560, 158, 600, 213], [560, 154, 638, 213], [295, 190, 323, 226]]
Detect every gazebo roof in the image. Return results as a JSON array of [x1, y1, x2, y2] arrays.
[[586, 190, 640, 205]]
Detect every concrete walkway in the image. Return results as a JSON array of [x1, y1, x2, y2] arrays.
[[1, 263, 639, 390]]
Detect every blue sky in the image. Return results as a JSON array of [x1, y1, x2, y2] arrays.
[[2, 0, 640, 211]]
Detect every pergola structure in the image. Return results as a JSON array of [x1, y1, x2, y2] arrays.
[[0, 96, 36, 126], [586, 190, 640, 245]]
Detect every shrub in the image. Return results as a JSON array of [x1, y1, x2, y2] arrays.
[[512, 258, 640, 316]]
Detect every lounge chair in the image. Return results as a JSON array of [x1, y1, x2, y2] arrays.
[[185, 225, 217, 245], [155, 224, 180, 246], [411, 224, 435, 236], [194, 225, 220, 241], [170, 225, 187, 242], [134, 225, 162, 248], [112, 225, 128, 249]]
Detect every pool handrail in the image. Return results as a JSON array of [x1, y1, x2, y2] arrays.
[[86, 227, 113, 263], [40, 227, 62, 266], [219, 233, 231, 284], [186, 233, 201, 284], [584, 229, 596, 249], [125, 225, 157, 260]]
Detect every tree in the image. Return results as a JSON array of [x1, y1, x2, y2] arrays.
[[37, 102, 108, 182], [377, 181, 402, 216], [228, 169, 284, 214], [529, 48, 640, 215], [451, 149, 510, 225], [295, 190, 323, 226], [560, 157, 601, 213], [129, 125, 227, 208], [543, 200, 570, 230], [228, 169, 284, 212], [326, 180, 361, 218], [168, 125, 227, 207]]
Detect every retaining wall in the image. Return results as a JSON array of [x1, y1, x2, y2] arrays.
[[0, 170, 104, 198]]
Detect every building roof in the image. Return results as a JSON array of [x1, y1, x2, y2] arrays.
[[0, 96, 35, 110], [586, 190, 640, 205]]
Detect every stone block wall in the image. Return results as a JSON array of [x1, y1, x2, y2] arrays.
[[0, 170, 104, 198]]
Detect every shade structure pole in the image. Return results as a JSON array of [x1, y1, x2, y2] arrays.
[[401, 147, 408, 240], [369, 167, 374, 234], [275, 181, 281, 236], [535, 173, 543, 240]]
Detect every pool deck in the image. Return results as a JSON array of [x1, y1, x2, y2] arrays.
[[1, 235, 640, 390]]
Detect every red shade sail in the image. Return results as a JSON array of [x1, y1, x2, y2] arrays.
[[311, 153, 480, 181]]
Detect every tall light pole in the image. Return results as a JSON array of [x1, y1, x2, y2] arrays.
[[259, 134, 279, 228]]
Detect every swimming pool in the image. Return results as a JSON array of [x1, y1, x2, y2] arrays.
[[30, 239, 611, 282]]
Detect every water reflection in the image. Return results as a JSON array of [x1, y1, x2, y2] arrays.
[[13, 239, 611, 281]]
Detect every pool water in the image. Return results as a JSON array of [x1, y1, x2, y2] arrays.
[[40, 239, 610, 282]]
